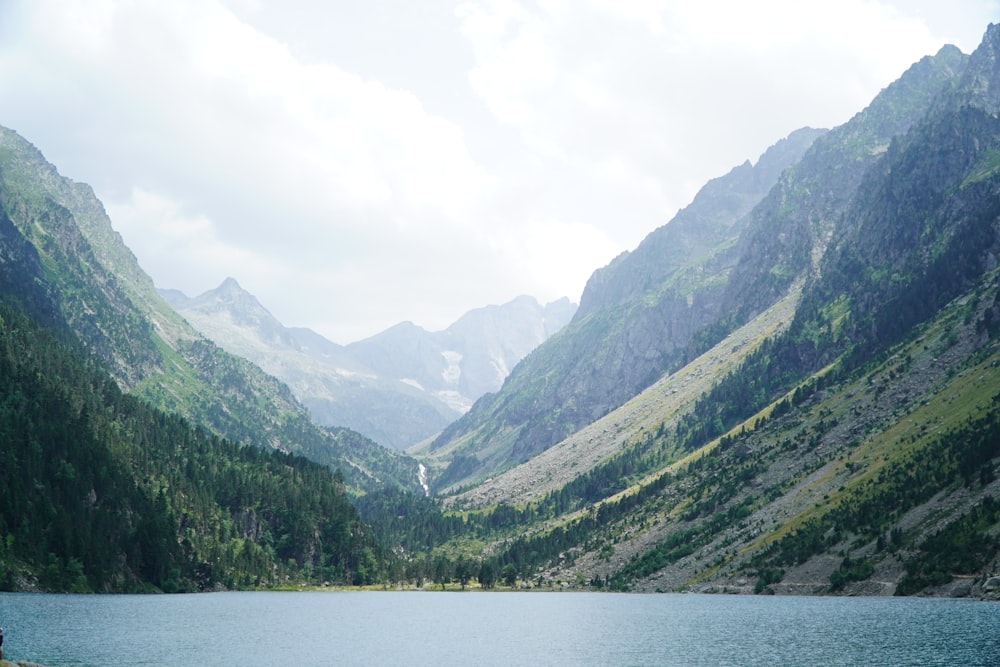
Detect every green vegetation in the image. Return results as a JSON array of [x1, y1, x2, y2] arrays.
[[961, 145, 1000, 187], [3, 37, 1000, 598], [0, 126, 416, 497], [896, 496, 1000, 595], [750, 390, 1000, 576], [0, 303, 380, 592]]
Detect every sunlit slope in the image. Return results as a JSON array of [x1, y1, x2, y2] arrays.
[[426, 267, 1000, 596], [588, 276, 1000, 594]]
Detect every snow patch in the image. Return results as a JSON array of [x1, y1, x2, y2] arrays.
[[491, 358, 510, 382], [441, 350, 462, 386], [336, 368, 376, 379], [400, 378, 424, 390], [435, 389, 473, 414]]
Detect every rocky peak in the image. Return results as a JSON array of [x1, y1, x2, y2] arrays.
[[576, 126, 825, 319], [721, 41, 970, 323], [164, 284, 575, 449], [951, 23, 1000, 113], [162, 278, 297, 349], [196, 277, 260, 313]]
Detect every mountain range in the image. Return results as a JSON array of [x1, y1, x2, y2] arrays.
[[0, 126, 419, 493], [419, 125, 828, 487], [400, 26, 1000, 595], [424, 41, 970, 491], [0, 126, 420, 590], [1, 23, 1000, 598], [160, 281, 575, 450]]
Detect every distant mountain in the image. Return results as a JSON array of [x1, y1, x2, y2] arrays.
[[0, 124, 418, 494], [162, 282, 575, 449], [347, 295, 577, 413]]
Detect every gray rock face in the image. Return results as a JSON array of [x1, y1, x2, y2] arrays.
[[429, 40, 975, 491], [722, 44, 970, 324], [162, 281, 575, 449], [950, 23, 1000, 114], [430, 127, 825, 486], [578, 126, 826, 319]]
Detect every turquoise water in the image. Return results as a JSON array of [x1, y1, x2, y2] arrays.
[[1, 591, 998, 666]]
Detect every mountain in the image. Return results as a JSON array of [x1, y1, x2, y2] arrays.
[[162, 282, 575, 449], [347, 295, 575, 413], [422, 126, 826, 488], [0, 302, 382, 592], [426, 41, 969, 493], [159, 279, 451, 452], [4, 22, 1000, 600], [0, 132, 407, 591], [0, 124, 418, 494], [389, 26, 1000, 597], [719, 43, 969, 324]]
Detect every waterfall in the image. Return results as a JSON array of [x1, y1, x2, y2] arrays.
[[417, 463, 430, 497]]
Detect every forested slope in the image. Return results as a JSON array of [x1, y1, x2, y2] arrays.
[[0, 302, 382, 592]]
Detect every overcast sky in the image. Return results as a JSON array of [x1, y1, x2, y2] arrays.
[[0, 1, 996, 343]]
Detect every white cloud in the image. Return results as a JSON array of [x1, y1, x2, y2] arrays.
[[0, 0, 997, 343], [105, 187, 277, 296], [453, 0, 964, 247], [491, 216, 624, 303]]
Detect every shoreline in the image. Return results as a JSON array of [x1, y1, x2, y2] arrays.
[[3, 581, 998, 599]]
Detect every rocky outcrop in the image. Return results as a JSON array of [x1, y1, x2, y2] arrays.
[[721, 43, 969, 324]]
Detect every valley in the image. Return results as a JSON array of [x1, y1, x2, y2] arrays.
[[0, 23, 999, 601]]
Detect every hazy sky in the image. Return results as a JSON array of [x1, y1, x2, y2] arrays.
[[0, 1, 996, 343]]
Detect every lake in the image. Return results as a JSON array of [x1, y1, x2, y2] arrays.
[[1, 591, 998, 666]]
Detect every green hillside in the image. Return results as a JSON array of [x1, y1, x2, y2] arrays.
[[0, 303, 382, 592]]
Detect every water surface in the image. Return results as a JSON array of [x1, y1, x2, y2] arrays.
[[1, 591, 998, 666]]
